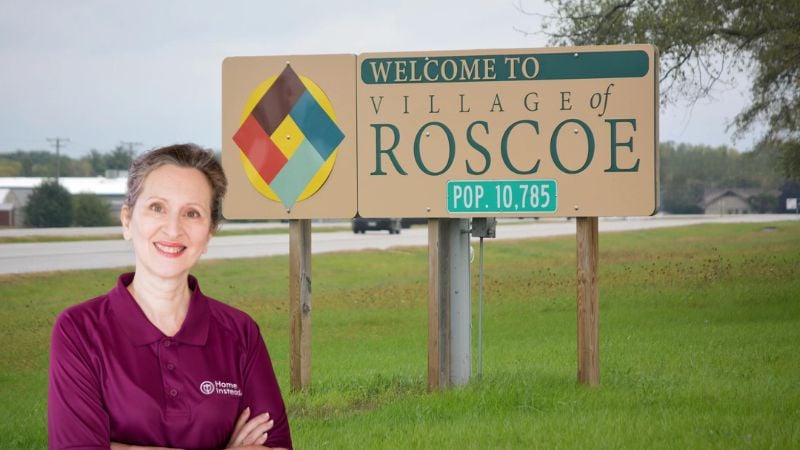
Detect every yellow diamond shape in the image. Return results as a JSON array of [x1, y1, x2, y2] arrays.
[[271, 115, 305, 159]]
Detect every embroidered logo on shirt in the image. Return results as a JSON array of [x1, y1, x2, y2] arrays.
[[200, 380, 242, 397], [200, 381, 215, 395]]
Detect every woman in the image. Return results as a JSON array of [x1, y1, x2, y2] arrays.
[[48, 144, 292, 450]]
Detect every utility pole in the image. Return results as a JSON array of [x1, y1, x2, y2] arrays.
[[47, 137, 70, 184], [118, 142, 143, 177], [120, 141, 143, 155]]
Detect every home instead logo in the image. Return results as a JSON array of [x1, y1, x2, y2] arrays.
[[233, 65, 345, 210], [200, 380, 242, 397]]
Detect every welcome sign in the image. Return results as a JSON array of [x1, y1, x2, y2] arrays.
[[357, 44, 658, 218], [222, 45, 658, 219]]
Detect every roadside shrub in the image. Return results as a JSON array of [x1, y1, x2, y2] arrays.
[[23, 180, 72, 227], [73, 193, 112, 227]]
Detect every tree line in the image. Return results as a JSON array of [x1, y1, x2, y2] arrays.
[[659, 141, 792, 213], [0, 146, 135, 227], [5, 141, 796, 226], [23, 181, 114, 227], [0, 145, 135, 177]]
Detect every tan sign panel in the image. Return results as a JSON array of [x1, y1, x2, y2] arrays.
[[222, 54, 357, 219], [357, 44, 659, 217]]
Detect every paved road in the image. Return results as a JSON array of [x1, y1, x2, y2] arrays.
[[0, 215, 795, 275]]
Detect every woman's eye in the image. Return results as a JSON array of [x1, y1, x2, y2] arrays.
[[149, 203, 164, 213], [186, 210, 201, 219]]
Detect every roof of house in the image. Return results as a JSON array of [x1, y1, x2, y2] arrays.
[[0, 177, 127, 196], [702, 188, 781, 207]]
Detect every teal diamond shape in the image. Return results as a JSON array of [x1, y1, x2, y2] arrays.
[[269, 139, 325, 209]]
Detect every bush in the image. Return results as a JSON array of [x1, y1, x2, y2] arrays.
[[748, 192, 779, 213], [72, 193, 112, 226], [24, 180, 73, 227]]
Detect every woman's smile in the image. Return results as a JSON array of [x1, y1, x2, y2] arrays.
[[153, 241, 187, 257]]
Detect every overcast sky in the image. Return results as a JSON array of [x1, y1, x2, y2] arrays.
[[0, 0, 759, 158]]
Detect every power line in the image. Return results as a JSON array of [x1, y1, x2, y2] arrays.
[[47, 137, 70, 184]]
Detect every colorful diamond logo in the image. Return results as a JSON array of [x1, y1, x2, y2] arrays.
[[233, 65, 345, 209]]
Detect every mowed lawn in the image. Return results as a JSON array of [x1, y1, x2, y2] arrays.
[[1, 221, 798, 449]]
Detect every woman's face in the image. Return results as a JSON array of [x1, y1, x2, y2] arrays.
[[121, 164, 213, 281]]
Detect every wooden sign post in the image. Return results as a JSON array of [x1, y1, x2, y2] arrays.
[[289, 219, 312, 391], [576, 217, 600, 385], [427, 219, 450, 391]]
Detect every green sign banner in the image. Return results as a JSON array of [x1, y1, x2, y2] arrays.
[[448, 180, 558, 214], [361, 51, 649, 84]]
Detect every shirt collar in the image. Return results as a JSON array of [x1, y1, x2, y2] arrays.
[[110, 272, 210, 347]]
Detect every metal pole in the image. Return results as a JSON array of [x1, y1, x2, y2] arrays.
[[449, 218, 471, 386], [470, 217, 495, 382], [428, 218, 472, 390], [477, 235, 484, 380]]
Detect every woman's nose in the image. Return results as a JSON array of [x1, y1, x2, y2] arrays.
[[163, 213, 183, 237]]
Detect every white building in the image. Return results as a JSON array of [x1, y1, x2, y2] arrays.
[[702, 188, 779, 215], [0, 188, 15, 226], [0, 177, 127, 226]]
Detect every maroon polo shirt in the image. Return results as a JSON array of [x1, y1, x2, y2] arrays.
[[48, 273, 292, 450]]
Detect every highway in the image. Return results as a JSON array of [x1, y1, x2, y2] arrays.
[[0, 215, 795, 275]]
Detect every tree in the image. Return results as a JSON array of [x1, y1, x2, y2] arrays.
[[536, 0, 800, 178], [2, 147, 136, 177], [24, 180, 73, 227], [748, 192, 778, 213], [661, 175, 705, 213], [83, 149, 108, 176], [0, 158, 22, 176], [1, 150, 91, 177], [64, 158, 93, 177], [3, 150, 55, 176], [73, 193, 113, 227], [657, 141, 780, 213], [105, 145, 136, 171]]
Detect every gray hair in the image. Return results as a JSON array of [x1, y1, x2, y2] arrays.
[[124, 143, 227, 231]]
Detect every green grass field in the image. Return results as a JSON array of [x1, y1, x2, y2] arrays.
[[1, 222, 799, 449]]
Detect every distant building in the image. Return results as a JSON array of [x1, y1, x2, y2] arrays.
[[0, 176, 127, 226], [0, 189, 14, 226], [702, 188, 779, 215]]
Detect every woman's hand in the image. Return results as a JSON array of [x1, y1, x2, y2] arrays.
[[226, 407, 274, 448], [110, 407, 281, 450]]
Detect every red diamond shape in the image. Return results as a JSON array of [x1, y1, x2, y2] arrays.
[[233, 114, 287, 184]]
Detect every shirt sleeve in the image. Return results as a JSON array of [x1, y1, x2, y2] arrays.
[[239, 320, 292, 450], [48, 311, 110, 449]]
